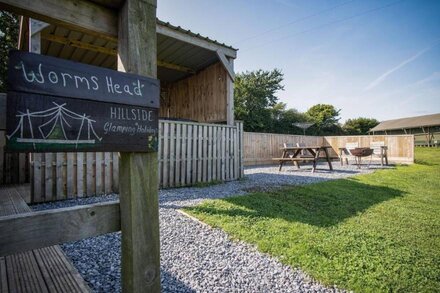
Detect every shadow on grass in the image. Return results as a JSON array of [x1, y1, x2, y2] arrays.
[[186, 178, 405, 227]]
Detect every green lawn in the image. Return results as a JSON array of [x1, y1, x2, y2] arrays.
[[185, 148, 440, 292]]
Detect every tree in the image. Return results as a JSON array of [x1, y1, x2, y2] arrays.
[[0, 11, 19, 93], [270, 103, 309, 134], [305, 104, 341, 135], [343, 117, 379, 135], [234, 69, 284, 132]]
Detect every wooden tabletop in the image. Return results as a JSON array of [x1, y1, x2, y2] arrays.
[[281, 145, 332, 150]]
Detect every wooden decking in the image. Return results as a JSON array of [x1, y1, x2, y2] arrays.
[[0, 185, 90, 292]]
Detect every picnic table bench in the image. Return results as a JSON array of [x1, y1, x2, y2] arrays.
[[273, 145, 334, 173]]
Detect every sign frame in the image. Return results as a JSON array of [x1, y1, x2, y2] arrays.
[[6, 50, 160, 153]]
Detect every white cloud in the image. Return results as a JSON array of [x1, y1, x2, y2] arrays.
[[364, 45, 433, 91]]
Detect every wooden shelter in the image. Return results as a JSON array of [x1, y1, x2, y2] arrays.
[[18, 17, 238, 124], [369, 113, 440, 147], [1, 12, 244, 198]]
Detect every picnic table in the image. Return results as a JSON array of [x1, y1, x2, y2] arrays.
[[273, 145, 333, 173]]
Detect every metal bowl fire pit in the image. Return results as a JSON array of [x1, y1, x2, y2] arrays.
[[350, 147, 374, 157], [350, 147, 374, 169]]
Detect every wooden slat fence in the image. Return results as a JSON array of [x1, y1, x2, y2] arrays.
[[30, 152, 119, 203], [27, 120, 243, 202], [159, 120, 243, 188], [243, 132, 325, 166], [324, 135, 414, 163], [243, 132, 414, 165]]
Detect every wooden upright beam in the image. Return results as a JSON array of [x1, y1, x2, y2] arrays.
[[118, 0, 160, 292], [225, 57, 235, 125], [0, 0, 118, 41]]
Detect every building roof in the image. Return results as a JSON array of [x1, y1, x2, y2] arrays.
[[19, 17, 237, 83], [369, 113, 440, 132], [156, 19, 237, 52]]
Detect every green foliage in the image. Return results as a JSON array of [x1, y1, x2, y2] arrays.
[[234, 69, 284, 132], [269, 102, 309, 134], [305, 104, 342, 135], [0, 11, 19, 93], [185, 148, 440, 292], [343, 117, 379, 135]]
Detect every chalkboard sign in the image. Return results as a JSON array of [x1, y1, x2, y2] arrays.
[[6, 51, 160, 153]]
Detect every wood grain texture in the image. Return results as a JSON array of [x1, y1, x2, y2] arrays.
[[118, 0, 161, 292], [160, 62, 228, 123], [0, 0, 118, 40], [0, 185, 90, 292], [0, 201, 120, 256]]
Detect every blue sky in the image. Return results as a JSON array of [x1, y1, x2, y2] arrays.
[[157, 0, 440, 122]]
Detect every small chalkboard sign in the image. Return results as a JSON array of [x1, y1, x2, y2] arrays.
[[6, 51, 160, 153]]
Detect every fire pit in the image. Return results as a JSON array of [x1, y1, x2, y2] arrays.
[[350, 148, 374, 168]]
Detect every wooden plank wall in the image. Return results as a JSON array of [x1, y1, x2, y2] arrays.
[[28, 120, 243, 202], [243, 132, 415, 166], [243, 132, 325, 166], [324, 135, 414, 163], [160, 62, 228, 123]]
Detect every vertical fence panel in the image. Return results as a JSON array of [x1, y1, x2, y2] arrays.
[[66, 153, 74, 198], [44, 153, 53, 201], [197, 125, 203, 182], [169, 122, 176, 187], [186, 125, 192, 184], [180, 124, 187, 186], [162, 121, 169, 188], [95, 152, 103, 195], [191, 124, 197, 185], [202, 126, 207, 182], [221, 127, 226, 181], [112, 152, 119, 192], [76, 153, 84, 197], [86, 152, 95, 196], [175, 123, 181, 187], [32, 153, 42, 202], [104, 152, 111, 194], [207, 126, 212, 182], [225, 128, 230, 181], [212, 126, 218, 181], [55, 153, 64, 200]]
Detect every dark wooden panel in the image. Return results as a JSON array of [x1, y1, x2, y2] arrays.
[[6, 92, 159, 152], [8, 50, 160, 108]]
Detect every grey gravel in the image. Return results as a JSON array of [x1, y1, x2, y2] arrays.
[[32, 162, 387, 292]]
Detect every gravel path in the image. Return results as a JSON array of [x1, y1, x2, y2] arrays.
[[32, 162, 387, 292]]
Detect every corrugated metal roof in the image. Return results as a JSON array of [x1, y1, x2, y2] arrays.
[[156, 19, 238, 52], [369, 113, 440, 132]]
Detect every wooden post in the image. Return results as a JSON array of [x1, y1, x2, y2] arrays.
[[118, 0, 160, 292], [226, 58, 235, 126]]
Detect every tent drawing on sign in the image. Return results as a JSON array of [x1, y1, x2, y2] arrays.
[[7, 102, 102, 148]]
